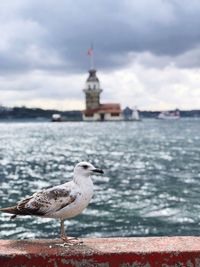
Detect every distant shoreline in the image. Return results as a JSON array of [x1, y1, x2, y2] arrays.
[[0, 106, 200, 121]]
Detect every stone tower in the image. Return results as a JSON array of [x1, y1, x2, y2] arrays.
[[83, 69, 102, 110]]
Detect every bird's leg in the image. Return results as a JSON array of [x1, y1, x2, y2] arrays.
[[60, 219, 69, 242], [60, 219, 82, 244]]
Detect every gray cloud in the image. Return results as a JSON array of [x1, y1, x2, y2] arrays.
[[0, 0, 200, 110], [1, 0, 200, 75]]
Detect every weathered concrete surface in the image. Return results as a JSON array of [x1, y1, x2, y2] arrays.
[[0, 237, 200, 266]]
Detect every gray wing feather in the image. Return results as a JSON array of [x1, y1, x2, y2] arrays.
[[17, 184, 77, 216]]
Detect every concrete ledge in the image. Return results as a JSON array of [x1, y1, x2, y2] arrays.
[[1, 237, 200, 266]]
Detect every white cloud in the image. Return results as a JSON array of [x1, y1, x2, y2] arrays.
[[1, 54, 200, 111], [0, 0, 200, 110], [100, 59, 200, 110], [0, 70, 85, 109]]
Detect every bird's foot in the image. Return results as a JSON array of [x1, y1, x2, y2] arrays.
[[61, 235, 83, 245]]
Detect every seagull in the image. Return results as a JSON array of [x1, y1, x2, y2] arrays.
[[0, 161, 104, 242]]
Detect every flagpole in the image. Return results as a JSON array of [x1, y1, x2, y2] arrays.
[[87, 44, 94, 70], [90, 53, 93, 69], [91, 52, 94, 69], [92, 43, 94, 69]]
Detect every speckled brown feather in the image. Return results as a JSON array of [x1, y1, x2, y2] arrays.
[[0, 187, 78, 218]]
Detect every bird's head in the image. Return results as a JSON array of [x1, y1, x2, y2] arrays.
[[73, 161, 104, 178]]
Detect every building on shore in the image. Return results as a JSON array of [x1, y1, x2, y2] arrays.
[[82, 68, 122, 121]]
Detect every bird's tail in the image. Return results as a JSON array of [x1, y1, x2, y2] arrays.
[[0, 206, 20, 219], [0, 206, 19, 215]]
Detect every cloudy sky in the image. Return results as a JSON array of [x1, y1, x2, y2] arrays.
[[1, 0, 200, 110]]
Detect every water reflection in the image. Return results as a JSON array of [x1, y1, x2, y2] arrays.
[[0, 119, 200, 239]]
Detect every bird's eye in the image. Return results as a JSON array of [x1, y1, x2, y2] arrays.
[[82, 165, 88, 169]]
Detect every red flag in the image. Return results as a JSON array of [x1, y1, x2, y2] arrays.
[[87, 47, 93, 56]]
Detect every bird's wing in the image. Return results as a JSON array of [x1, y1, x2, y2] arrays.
[[16, 183, 78, 216]]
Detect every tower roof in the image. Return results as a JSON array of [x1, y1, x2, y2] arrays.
[[86, 69, 99, 82], [83, 103, 121, 115]]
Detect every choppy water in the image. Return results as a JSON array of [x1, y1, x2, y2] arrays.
[[0, 119, 200, 240]]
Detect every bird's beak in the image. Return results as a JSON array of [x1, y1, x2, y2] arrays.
[[92, 168, 104, 174]]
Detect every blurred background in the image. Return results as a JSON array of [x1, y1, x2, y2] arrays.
[[0, 0, 200, 239], [1, 121, 200, 239]]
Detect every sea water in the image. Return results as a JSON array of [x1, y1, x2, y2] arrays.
[[0, 119, 200, 239]]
